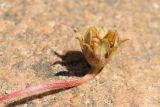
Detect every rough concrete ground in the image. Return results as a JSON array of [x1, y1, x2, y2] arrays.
[[0, 0, 160, 107]]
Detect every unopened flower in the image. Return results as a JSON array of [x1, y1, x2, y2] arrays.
[[76, 26, 127, 71]]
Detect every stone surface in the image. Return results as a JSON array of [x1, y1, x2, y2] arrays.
[[0, 0, 160, 107]]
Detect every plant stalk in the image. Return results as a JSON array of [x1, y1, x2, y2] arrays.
[[0, 68, 102, 104]]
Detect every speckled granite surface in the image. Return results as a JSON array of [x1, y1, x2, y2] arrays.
[[0, 0, 160, 107]]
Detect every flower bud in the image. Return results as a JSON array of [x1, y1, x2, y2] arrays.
[[76, 26, 127, 69]]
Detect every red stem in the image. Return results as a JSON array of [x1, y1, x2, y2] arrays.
[[0, 72, 95, 104]]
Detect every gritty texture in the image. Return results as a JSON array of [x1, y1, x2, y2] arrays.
[[0, 0, 160, 107]]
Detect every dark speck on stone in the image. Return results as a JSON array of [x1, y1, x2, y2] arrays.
[[0, 57, 7, 67], [106, 0, 119, 6], [11, 61, 24, 70], [0, 32, 5, 41], [130, 102, 139, 107], [2, 12, 16, 22]]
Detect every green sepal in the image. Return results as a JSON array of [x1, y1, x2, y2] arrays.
[[95, 39, 110, 62]]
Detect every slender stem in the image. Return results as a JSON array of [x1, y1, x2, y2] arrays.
[[0, 68, 101, 104]]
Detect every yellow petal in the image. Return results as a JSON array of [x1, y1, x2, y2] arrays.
[[98, 28, 105, 39], [104, 30, 118, 47], [84, 26, 97, 44]]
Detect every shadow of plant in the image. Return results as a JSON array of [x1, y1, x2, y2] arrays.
[[53, 50, 90, 77]]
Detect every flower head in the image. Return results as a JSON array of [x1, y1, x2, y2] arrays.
[[76, 26, 127, 69]]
